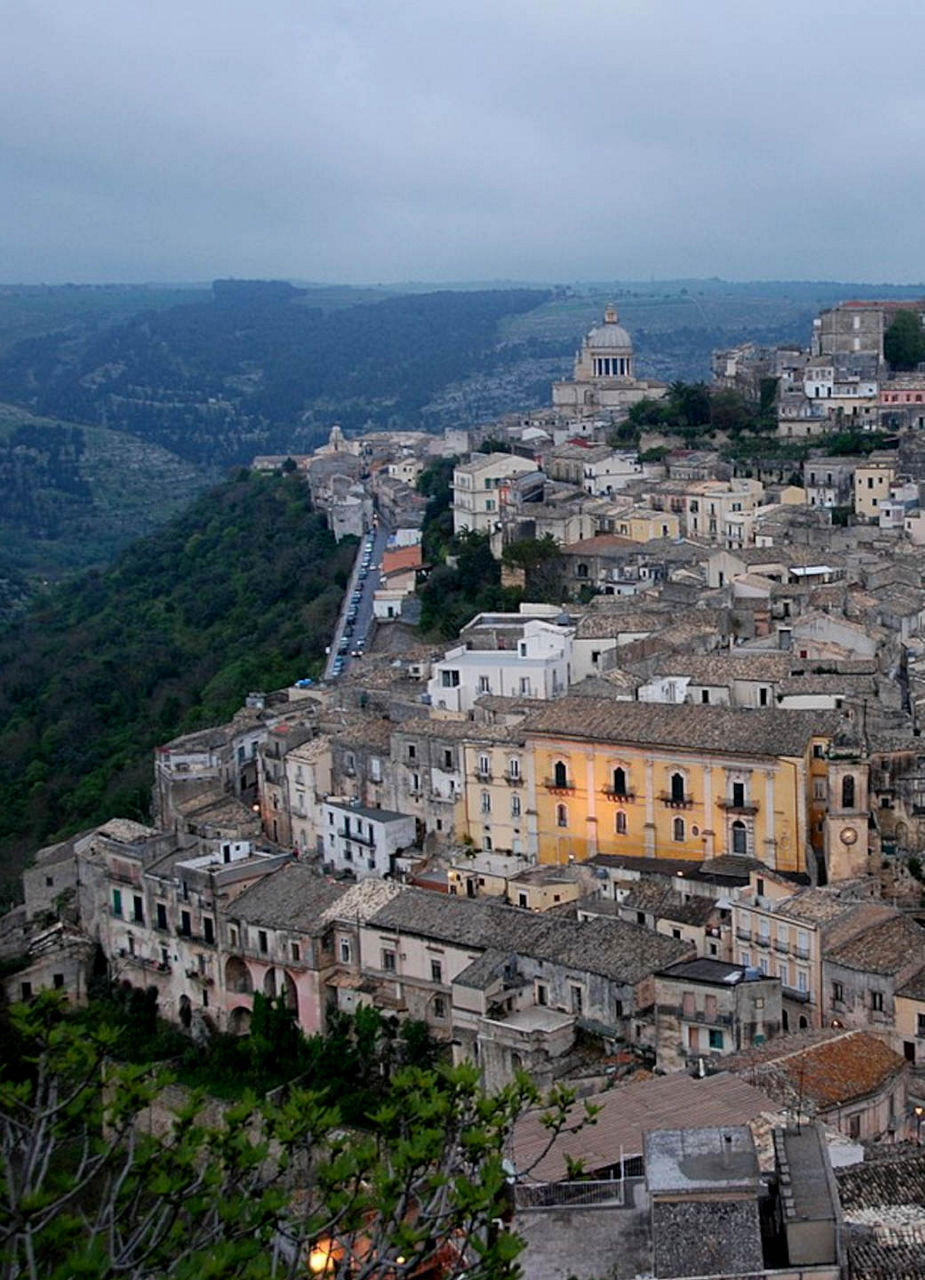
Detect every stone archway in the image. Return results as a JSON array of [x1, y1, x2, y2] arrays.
[[263, 968, 278, 998], [224, 955, 253, 994], [281, 970, 299, 1015], [229, 1006, 252, 1036]]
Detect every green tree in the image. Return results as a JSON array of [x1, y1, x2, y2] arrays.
[[0, 994, 597, 1280], [884, 310, 925, 371]]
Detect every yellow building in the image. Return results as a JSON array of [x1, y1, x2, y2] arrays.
[[521, 700, 841, 876], [614, 506, 680, 542], [459, 727, 530, 857], [854, 454, 897, 521]]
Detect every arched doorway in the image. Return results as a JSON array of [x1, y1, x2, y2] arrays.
[[229, 1006, 252, 1036], [281, 970, 298, 1015], [224, 955, 253, 994]]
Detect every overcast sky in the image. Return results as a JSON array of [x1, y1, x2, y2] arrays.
[[3, 0, 924, 285]]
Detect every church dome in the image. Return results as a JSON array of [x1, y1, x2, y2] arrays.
[[586, 305, 633, 352]]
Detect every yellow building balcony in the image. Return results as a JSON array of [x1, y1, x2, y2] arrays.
[[659, 792, 695, 809], [601, 787, 636, 802], [718, 798, 760, 815]]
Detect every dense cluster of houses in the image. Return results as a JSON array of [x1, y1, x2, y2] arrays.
[[8, 297, 925, 1277]]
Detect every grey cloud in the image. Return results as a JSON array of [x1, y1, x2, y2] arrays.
[[1, 0, 923, 282]]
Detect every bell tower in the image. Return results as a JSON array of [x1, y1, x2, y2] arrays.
[[823, 722, 869, 882]]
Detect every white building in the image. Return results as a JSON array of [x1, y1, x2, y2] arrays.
[[551, 306, 666, 420], [321, 801, 416, 879], [583, 450, 642, 497], [427, 619, 574, 715], [451, 452, 537, 540]]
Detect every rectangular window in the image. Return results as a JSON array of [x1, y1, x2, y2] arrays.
[[382, 949, 396, 973], [832, 981, 844, 1004], [478, 676, 490, 693], [518, 891, 528, 908], [340, 939, 351, 964], [291, 942, 301, 962], [370, 757, 382, 782], [708, 1029, 723, 1050], [203, 917, 214, 945], [478, 754, 490, 777], [429, 958, 443, 983], [229, 926, 239, 948], [443, 749, 454, 769], [433, 996, 446, 1019], [848, 1114, 861, 1139], [258, 929, 268, 954], [871, 990, 884, 1012], [112, 888, 122, 917], [441, 670, 460, 688], [570, 984, 584, 1015], [180, 910, 191, 937], [536, 982, 548, 1006], [156, 902, 168, 930]]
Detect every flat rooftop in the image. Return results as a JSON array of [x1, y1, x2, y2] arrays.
[[645, 1125, 760, 1195]]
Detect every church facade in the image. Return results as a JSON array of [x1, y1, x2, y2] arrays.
[[552, 305, 666, 419]]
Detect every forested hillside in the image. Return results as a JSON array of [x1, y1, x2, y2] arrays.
[[0, 283, 549, 466], [0, 471, 354, 901], [0, 405, 208, 605]]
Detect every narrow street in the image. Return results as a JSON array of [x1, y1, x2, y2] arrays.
[[324, 519, 389, 679]]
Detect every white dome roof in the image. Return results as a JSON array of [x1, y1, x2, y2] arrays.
[[586, 305, 632, 352]]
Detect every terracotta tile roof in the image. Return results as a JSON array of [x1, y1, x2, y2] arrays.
[[523, 698, 839, 758], [723, 1030, 906, 1110], [897, 966, 925, 1001], [230, 862, 346, 931], [381, 545, 422, 575], [825, 914, 925, 976], [368, 888, 692, 985], [512, 1070, 783, 1182]]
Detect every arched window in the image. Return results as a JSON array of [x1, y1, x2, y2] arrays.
[[224, 955, 253, 995], [553, 760, 568, 788], [613, 767, 627, 796], [841, 775, 855, 809], [616, 810, 627, 835], [673, 816, 685, 842], [671, 772, 685, 804], [556, 804, 568, 828], [577, 563, 589, 579], [731, 820, 747, 856]]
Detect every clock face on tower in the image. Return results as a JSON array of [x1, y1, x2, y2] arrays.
[[839, 827, 858, 845]]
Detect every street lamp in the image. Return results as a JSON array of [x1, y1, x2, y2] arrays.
[[914, 1104, 924, 1145]]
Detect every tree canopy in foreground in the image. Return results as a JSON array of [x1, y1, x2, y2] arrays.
[[0, 995, 597, 1280]]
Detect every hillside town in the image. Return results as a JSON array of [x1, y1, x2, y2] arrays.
[[9, 298, 925, 1278]]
